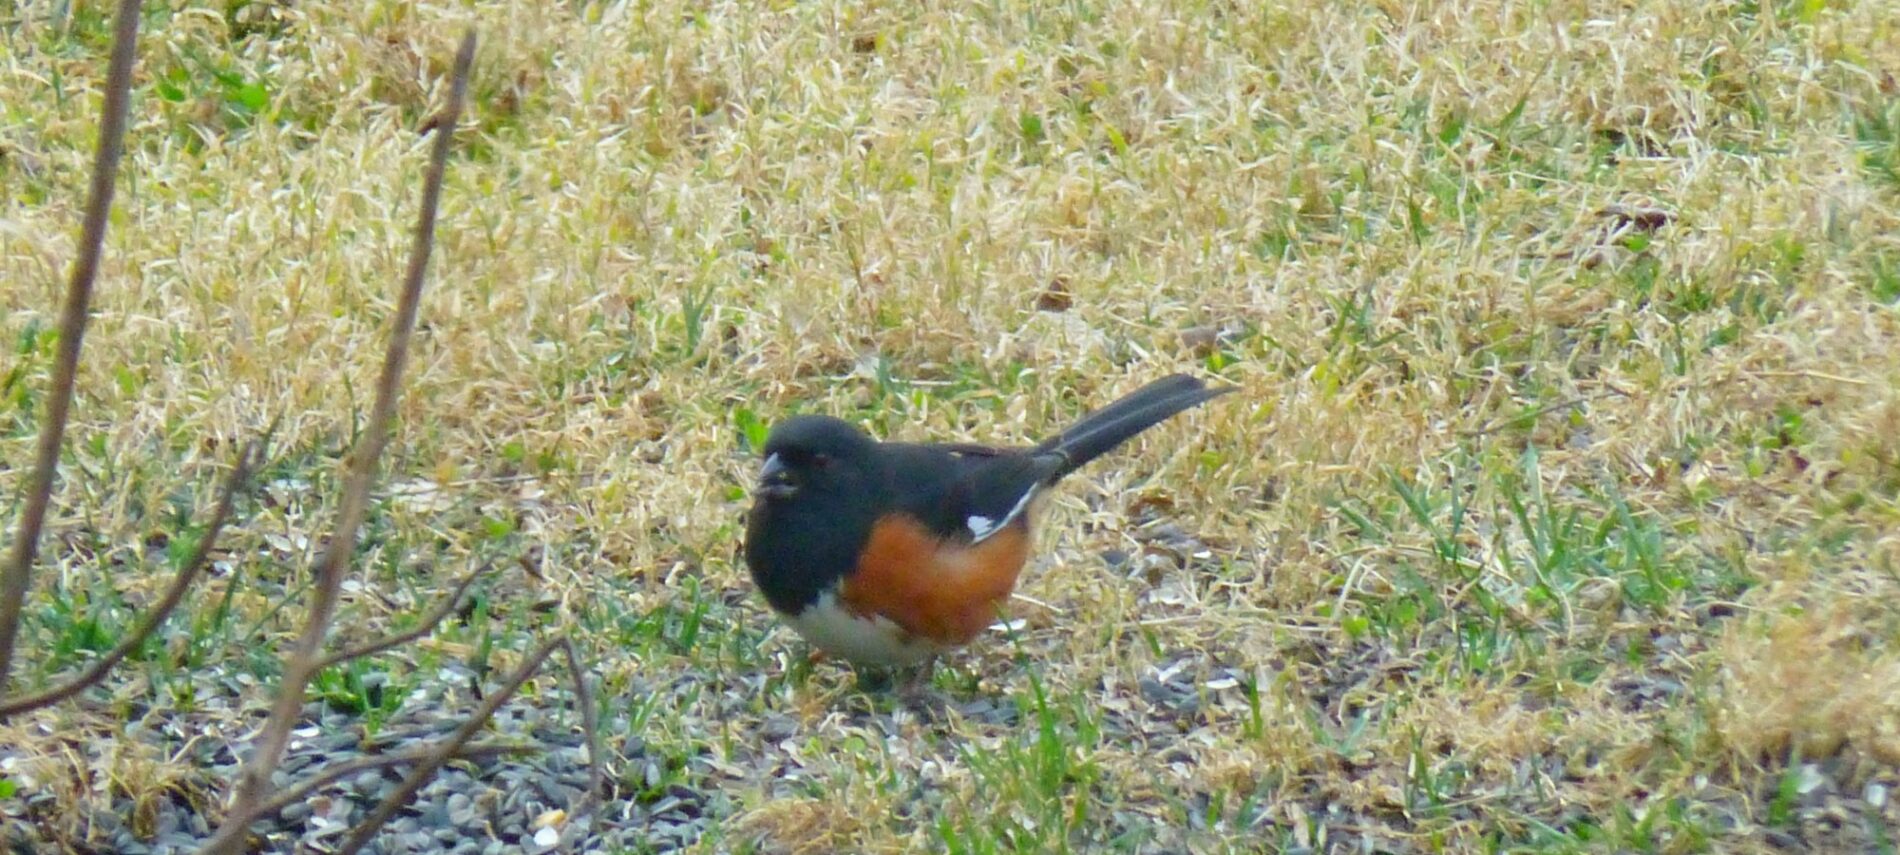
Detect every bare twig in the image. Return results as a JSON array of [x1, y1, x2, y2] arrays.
[[314, 562, 491, 672], [244, 741, 534, 825], [207, 28, 479, 853], [337, 636, 563, 855], [560, 637, 606, 811], [0, 0, 144, 691], [0, 441, 261, 719]]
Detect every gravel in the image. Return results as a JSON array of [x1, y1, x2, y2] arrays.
[[8, 647, 1900, 853], [0, 678, 705, 855]]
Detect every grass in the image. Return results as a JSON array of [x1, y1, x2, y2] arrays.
[[3, 0, 1900, 851]]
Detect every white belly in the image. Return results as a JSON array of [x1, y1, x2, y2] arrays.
[[784, 591, 941, 667]]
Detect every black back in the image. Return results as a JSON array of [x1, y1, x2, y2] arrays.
[[881, 443, 1060, 539]]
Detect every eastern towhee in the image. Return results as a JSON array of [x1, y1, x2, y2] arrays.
[[744, 374, 1233, 670]]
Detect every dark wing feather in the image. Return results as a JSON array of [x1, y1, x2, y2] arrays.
[[879, 374, 1230, 544], [881, 443, 1055, 543]]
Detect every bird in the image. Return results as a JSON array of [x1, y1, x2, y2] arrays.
[[743, 373, 1233, 674]]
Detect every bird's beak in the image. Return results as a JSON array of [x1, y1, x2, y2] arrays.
[[756, 453, 797, 499]]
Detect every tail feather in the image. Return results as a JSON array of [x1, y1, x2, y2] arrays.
[[1034, 374, 1234, 479]]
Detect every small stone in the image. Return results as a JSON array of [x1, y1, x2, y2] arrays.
[[1179, 325, 1222, 355], [320, 733, 358, 751], [760, 715, 798, 742], [1764, 830, 1801, 849], [157, 832, 200, 851], [1035, 278, 1074, 312], [1600, 202, 1675, 233], [447, 793, 479, 828], [413, 798, 449, 825], [305, 821, 349, 843], [354, 770, 387, 796], [1796, 763, 1827, 795]]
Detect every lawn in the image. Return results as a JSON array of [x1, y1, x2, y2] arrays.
[[2, 0, 1899, 852]]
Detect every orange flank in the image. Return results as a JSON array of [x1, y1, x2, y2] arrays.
[[838, 515, 1032, 645]]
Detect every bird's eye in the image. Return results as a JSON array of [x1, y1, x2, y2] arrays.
[[810, 453, 833, 469]]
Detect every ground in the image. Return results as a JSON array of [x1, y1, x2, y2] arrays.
[[2, 0, 1899, 852]]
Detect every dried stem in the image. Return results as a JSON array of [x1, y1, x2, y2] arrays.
[[314, 562, 491, 672], [0, 0, 144, 691], [0, 441, 260, 719], [206, 28, 478, 853], [560, 638, 606, 810], [337, 636, 563, 855]]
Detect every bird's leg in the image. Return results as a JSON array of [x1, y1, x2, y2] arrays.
[[896, 655, 945, 713], [905, 656, 937, 694]]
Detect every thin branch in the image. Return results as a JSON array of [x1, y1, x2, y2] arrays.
[[0, 440, 260, 719], [243, 741, 534, 826], [208, 28, 478, 852], [337, 636, 563, 855], [560, 637, 605, 811], [0, 0, 144, 691], [314, 562, 491, 672]]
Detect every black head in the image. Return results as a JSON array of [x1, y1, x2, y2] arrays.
[[745, 415, 885, 615], [753, 414, 880, 503]]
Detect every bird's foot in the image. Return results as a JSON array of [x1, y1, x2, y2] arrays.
[[896, 658, 953, 715]]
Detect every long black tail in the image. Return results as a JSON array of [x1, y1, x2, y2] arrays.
[[1034, 374, 1234, 480]]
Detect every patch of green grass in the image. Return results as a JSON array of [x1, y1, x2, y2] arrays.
[[1335, 444, 1754, 693], [939, 674, 1106, 853], [310, 658, 408, 730], [148, 49, 275, 145], [1870, 253, 1900, 305], [1854, 95, 1900, 190]]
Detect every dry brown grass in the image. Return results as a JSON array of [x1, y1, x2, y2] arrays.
[[3, 0, 1899, 851]]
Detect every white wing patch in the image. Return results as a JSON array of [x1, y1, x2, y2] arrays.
[[965, 485, 1040, 543]]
